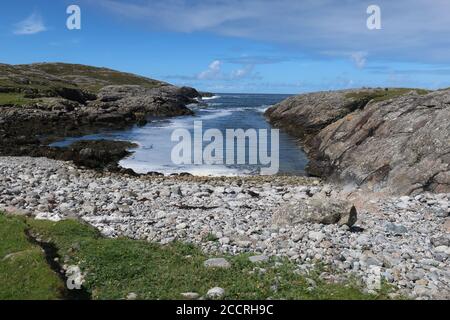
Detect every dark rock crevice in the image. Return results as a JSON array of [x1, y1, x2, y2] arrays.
[[25, 229, 91, 300]]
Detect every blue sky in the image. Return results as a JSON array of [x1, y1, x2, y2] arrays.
[[1, 0, 450, 93]]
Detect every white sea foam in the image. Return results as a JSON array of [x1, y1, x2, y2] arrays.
[[201, 95, 221, 100], [118, 159, 252, 176]]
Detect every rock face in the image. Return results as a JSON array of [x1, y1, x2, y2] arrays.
[[266, 88, 450, 195], [265, 89, 379, 141]]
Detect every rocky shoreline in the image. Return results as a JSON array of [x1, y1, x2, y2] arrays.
[[1, 157, 449, 299], [0, 63, 202, 170]]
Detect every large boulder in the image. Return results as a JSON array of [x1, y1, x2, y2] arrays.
[[273, 193, 357, 227]]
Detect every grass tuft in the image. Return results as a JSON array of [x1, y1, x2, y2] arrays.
[[345, 88, 430, 104], [0, 93, 33, 106], [0, 214, 63, 300]]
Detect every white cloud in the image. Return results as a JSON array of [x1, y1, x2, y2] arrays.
[[94, 0, 450, 64], [231, 64, 255, 79], [193, 60, 258, 81], [198, 60, 222, 80], [14, 12, 47, 35], [351, 51, 368, 69]]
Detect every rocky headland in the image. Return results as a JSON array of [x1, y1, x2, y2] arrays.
[[265, 88, 450, 195]]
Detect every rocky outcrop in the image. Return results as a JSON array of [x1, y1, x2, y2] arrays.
[[0, 63, 200, 168], [94, 85, 194, 117], [265, 89, 379, 141], [266, 88, 450, 195]]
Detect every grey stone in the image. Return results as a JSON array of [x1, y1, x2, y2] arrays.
[[249, 255, 269, 263], [308, 231, 325, 242], [206, 287, 225, 299], [181, 292, 200, 300], [203, 258, 231, 269], [273, 195, 357, 226], [385, 223, 408, 235]]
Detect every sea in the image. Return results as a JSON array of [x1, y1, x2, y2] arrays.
[[51, 93, 309, 176]]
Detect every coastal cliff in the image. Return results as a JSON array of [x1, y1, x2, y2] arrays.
[[266, 88, 450, 195]]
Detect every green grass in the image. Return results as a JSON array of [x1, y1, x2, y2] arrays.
[[0, 93, 33, 106], [0, 63, 168, 98], [0, 214, 63, 299], [26, 63, 167, 93], [345, 88, 430, 104], [0, 212, 393, 300], [204, 233, 219, 243]]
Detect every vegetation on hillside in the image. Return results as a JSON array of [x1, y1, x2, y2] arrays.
[[0, 62, 169, 106], [345, 88, 430, 104]]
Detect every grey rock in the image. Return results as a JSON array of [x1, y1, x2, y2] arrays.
[[203, 258, 231, 269], [180, 292, 200, 300], [206, 287, 225, 299], [385, 223, 408, 235], [308, 231, 325, 242], [249, 255, 269, 263], [273, 195, 357, 226], [126, 292, 138, 300]]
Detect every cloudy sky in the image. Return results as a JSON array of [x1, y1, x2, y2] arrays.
[[1, 0, 450, 93]]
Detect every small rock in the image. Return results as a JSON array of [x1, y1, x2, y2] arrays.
[[249, 255, 269, 263], [385, 223, 408, 235], [308, 231, 325, 242], [206, 287, 225, 299], [126, 292, 138, 300], [181, 292, 200, 300], [176, 223, 187, 230], [203, 258, 231, 269]]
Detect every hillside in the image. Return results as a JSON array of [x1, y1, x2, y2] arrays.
[[0, 62, 170, 101]]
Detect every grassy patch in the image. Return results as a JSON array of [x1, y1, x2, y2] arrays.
[[345, 88, 430, 105], [1, 212, 392, 300], [28, 63, 166, 93], [0, 214, 63, 300], [0, 93, 33, 106], [204, 233, 219, 243]]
